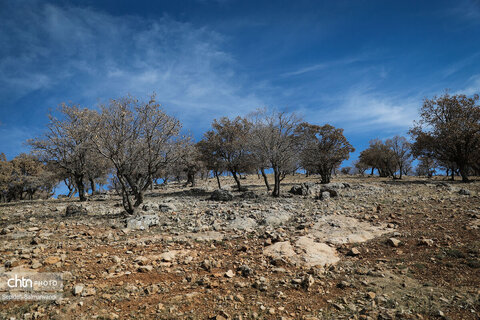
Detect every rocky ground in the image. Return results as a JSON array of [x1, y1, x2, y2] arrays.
[[0, 174, 479, 320]]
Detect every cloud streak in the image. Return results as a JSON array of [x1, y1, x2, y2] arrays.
[[0, 2, 263, 133]]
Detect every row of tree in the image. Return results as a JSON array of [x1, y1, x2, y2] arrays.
[[355, 136, 413, 179], [196, 112, 355, 196], [1, 92, 478, 211], [352, 92, 480, 181], [9, 95, 352, 213]]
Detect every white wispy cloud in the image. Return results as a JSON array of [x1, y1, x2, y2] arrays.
[[442, 52, 480, 78], [282, 57, 361, 77], [455, 74, 480, 96], [0, 1, 263, 133], [300, 86, 420, 135]]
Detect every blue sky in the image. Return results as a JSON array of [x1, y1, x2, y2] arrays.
[[1, 0, 480, 163]]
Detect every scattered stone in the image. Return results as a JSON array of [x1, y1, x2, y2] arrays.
[[459, 188, 471, 196], [387, 238, 401, 247], [225, 269, 235, 278], [210, 189, 234, 201], [240, 191, 258, 199], [134, 256, 149, 265], [348, 247, 361, 256], [141, 202, 158, 212], [418, 238, 434, 246], [73, 284, 84, 296], [137, 265, 153, 272], [238, 265, 252, 277], [159, 203, 177, 213], [337, 281, 351, 289], [65, 205, 87, 217], [228, 217, 257, 231], [301, 274, 315, 290], [319, 191, 330, 200], [126, 215, 159, 230], [43, 256, 61, 265], [82, 287, 96, 296]]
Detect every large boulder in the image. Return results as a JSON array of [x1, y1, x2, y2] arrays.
[[126, 215, 159, 230], [65, 205, 87, 217], [262, 210, 293, 227], [289, 182, 317, 196], [228, 217, 258, 231], [318, 187, 338, 198], [263, 236, 339, 267], [323, 182, 350, 189], [210, 189, 234, 201]]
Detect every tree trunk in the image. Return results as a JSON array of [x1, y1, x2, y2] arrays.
[[90, 178, 96, 194], [75, 174, 87, 201], [116, 174, 134, 214], [272, 168, 281, 197], [260, 168, 271, 191], [320, 172, 331, 184], [231, 171, 242, 191], [214, 171, 221, 189], [134, 190, 144, 208], [122, 191, 134, 214], [459, 165, 469, 182], [185, 172, 196, 187]]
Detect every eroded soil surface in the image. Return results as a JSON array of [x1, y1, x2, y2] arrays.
[[0, 175, 479, 319]]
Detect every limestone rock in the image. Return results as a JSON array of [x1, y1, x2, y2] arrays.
[[388, 238, 401, 247], [65, 205, 87, 217], [126, 215, 159, 230], [210, 189, 234, 201]]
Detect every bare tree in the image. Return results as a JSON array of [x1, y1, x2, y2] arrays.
[[92, 94, 181, 214], [29, 104, 100, 201], [199, 117, 253, 191], [197, 139, 225, 189], [175, 136, 204, 187], [297, 123, 354, 184], [385, 135, 412, 179], [409, 92, 480, 182], [249, 110, 301, 197]]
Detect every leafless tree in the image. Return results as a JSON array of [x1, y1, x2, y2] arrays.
[[197, 139, 225, 189], [249, 110, 301, 197], [173, 136, 204, 187], [198, 117, 253, 191], [92, 94, 181, 214], [29, 104, 101, 201], [386, 136, 412, 179]]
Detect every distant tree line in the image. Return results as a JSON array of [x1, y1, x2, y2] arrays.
[[0, 91, 478, 210], [353, 92, 480, 181]]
